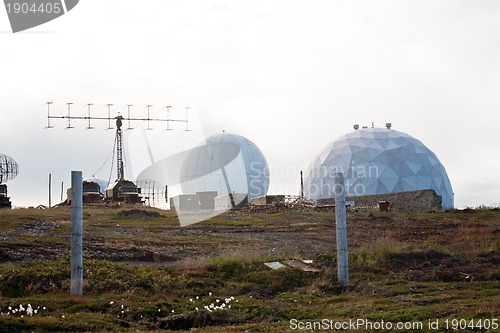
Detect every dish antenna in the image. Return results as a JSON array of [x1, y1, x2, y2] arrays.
[[0, 154, 19, 184]]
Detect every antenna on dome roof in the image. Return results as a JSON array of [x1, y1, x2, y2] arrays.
[[353, 124, 359, 130], [371, 121, 374, 128], [385, 123, 392, 129]]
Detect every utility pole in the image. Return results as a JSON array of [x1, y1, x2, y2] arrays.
[[334, 172, 349, 286]]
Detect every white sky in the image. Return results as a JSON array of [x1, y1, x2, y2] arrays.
[[1, 0, 500, 208]]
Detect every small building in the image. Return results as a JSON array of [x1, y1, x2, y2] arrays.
[[0, 184, 11, 209], [251, 195, 285, 205], [104, 179, 141, 203], [197, 191, 218, 210], [67, 180, 105, 204], [215, 193, 248, 211], [170, 194, 200, 212]]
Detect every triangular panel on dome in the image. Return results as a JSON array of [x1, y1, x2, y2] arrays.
[[360, 136, 373, 147], [350, 144, 369, 154], [355, 148, 371, 162], [405, 161, 422, 174], [402, 176, 418, 191], [368, 139, 385, 151], [375, 138, 391, 149], [392, 179, 405, 193], [368, 147, 385, 160], [380, 166, 399, 179], [335, 154, 352, 167], [385, 139, 401, 150], [364, 180, 379, 196], [432, 176, 444, 189], [366, 162, 386, 178], [381, 177, 400, 192], [372, 131, 390, 139], [376, 181, 390, 194], [414, 144, 429, 154], [416, 176, 432, 190]]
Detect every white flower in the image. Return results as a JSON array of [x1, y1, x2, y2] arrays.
[[26, 304, 33, 316], [8, 307, 11, 311], [228, 305, 231, 309], [209, 303, 214, 309], [62, 315, 65, 318], [109, 301, 114, 305], [189, 298, 193, 302], [121, 304, 124, 309], [195, 307, 199, 311], [231, 296, 234, 300], [208, 292, 212, 296], [43, 307, 46, 310], [121, 310, 124, 314], [216, 299, 220, 303], [196, 296, 199, 300], [158, 309, 161, 312]]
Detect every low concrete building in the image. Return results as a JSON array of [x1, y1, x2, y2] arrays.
[[317, 189, 442, 211], [197, 191, 218, 210], [170, 194, 200, 212], [251, 195, 285, 205], [215, 193, 248, 211]]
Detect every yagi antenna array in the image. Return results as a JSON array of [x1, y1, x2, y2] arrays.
[[46, 102, 190, 131], [46, 102, 191, 182]]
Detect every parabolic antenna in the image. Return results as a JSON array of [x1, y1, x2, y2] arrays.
[[0, 154, 19, 184]]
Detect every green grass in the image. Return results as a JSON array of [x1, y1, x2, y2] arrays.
[[0, 207, 498, 331]]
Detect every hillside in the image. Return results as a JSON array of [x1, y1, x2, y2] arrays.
[[0, 206, 499, 332]]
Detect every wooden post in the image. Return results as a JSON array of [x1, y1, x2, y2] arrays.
[[334, 172, 349, 286], [70, 171, 83, 296]]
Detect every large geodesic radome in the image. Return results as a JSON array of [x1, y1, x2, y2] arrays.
[[303, 127, 454, 209], [180, 132, 270, 202]]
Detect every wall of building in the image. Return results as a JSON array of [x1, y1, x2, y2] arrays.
[[215, 193, 248, 211], [317, 189, 442, 211]]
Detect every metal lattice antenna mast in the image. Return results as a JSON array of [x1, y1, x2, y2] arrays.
[[115, 116, 124, 180]]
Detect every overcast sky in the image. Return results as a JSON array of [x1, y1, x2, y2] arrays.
[[1, 0, 500, 208]]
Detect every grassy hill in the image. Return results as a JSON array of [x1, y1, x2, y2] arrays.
[[0, 206, 498, 332]]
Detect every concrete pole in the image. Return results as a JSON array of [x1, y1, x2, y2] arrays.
[[70, 171, 83, 296], [334, 172, 349, 286], [48, 173, 52, 208]]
